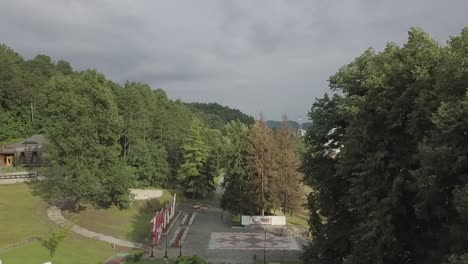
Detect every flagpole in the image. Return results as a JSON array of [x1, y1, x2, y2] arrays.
[[150, 211, 156, 258]]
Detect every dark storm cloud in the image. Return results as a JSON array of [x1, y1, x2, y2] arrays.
[[1, 0, 467, 120]]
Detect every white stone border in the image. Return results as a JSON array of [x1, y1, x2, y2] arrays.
[[180, 227, 190, 246], [169, 227, 181, 246], [180, 213, 188, 226], [130, 189, 163, 200], [188, 212, 196, 225]]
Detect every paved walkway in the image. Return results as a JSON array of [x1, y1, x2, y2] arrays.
[[47, 206, 143, 248], [179, 177, 303, 264]]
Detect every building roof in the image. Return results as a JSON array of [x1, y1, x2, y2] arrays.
[[23, 135, 44, 145], [0, 135, 44, 154]]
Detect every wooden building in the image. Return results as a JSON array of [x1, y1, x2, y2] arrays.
[[0, 135, 45, 167]]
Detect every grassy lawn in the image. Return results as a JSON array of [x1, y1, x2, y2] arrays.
[[0, 166, 30, 173], [63, 179, 221, 244], [64, 190, 176, 243], [0, 183, 118, 264], [285, 184, 312, 228], [284, 211, 309, 228]]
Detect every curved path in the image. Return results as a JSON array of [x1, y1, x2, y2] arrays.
[[46, 189, 164, 248], [47, 206, 143, 248]]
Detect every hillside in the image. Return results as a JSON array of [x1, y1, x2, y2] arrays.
[[187, 102, 255, 126]]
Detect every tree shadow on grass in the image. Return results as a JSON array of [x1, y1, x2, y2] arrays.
[[27, 178, 88, 212], [27, 178, 53, 203]]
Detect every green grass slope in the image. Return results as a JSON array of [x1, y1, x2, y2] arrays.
[[0, 183, 116, 264]]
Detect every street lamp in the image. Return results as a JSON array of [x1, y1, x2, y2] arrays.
[[150, 241, 154, 258], [264, 229, 267, 264], [164, 231, 168, 259], [179, 241, 182, 257], [150, 211, 156, 258]]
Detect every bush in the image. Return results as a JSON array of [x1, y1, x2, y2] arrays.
[[127, 249, 144, 262], [448, 254, 468, 264], [175, 255, 209, 264]]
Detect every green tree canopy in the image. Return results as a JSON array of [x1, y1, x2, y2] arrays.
[[302, 27, 468, 264], [221, 120, 251, 214], [44, 70, 135, 209]]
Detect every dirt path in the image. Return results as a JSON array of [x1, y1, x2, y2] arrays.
[[47, 206, 143, 248]]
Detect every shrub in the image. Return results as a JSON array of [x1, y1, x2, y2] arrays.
[[128, 249, 144, 262], [175, 255, 209, 264]]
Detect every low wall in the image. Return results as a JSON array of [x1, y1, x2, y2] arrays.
[[241, 215, 286, 226], [0, 171, 42, 185]]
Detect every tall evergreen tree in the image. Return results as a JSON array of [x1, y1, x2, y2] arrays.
[[221, 120, 251, 214], [201, 128, 223, 189], [178, 118, 210, 197]]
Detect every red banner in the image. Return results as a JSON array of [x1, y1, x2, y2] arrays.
[[151, 194, 176, 245]]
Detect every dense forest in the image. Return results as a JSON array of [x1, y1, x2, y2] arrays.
[[0, 44, 304, 216], [302, 27, 468, 264], [0, 44, 255, 209]]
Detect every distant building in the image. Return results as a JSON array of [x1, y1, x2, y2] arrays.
[[297, 129, 307, 137], [0, 135, 45, 167]]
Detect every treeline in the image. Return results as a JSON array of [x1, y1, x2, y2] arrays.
[[187, 102, 255, 128], [266, 120, 312, 130], [221, 116, 303, 216], [0, 44, 252, 209], [302, 28, 468, 263]]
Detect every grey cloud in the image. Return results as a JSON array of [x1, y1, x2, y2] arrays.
[[0, 0, 467, 120]]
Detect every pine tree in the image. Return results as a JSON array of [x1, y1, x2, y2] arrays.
[[178, 118, 210, 197]]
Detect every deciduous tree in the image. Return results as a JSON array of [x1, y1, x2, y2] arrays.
[[247, 116, 277, 215], [275, 115, 303, 215], [44, 70, 135, 210], [302, 27, 468, 264]]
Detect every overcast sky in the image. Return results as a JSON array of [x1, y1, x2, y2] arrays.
[[1, 0, 467, 120]]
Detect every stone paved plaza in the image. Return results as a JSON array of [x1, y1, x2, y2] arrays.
[[208, 232, 300, 250], [173, 180, 304, 263]]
